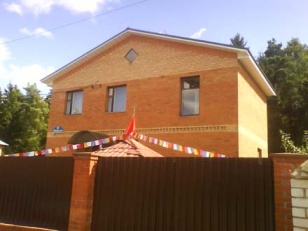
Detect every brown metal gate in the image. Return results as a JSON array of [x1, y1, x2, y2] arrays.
[[0, 157, 74, 231], [92, 158, 275, 231]]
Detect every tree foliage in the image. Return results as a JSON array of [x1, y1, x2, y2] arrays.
[[230, 33, 248, 48], [280, 130, 308, 153], [258, 38, 308, 152], [0, 83, 49, 154]]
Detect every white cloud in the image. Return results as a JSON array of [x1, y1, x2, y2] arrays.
[[3, 2, 23, 15], [5, 0, 113, 15], [56, 0, 109, 14], [20, 27, 53, 39], [3, 64, 53, 93], [0, 38, 53, 94], [20, 0, 54, 15], [0, 39, 11, 62], [190, 28, 207, 39]]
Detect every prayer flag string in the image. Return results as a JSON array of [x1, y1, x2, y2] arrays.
[[3, 133, 226, 158]]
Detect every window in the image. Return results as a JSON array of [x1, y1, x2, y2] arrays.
[[107, 85, 127, 112], [181, 76, 199, 116], [66, 91, 83, 115], [125, 48, 138, 63]]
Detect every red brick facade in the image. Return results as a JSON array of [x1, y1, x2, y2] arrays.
[[68, 154, 97, 231], [43, 29, 275, 157]]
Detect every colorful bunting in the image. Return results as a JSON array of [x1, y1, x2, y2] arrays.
[[133, 132, 226, 158], [3, 132, 226, 158]]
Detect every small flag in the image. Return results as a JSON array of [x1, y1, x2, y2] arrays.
[[193, 149, 199, 156], [124, 114, 135, 139], [111, 136, 117, 141], [201, 151, 210, 157]]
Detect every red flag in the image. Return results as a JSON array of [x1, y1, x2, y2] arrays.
[[124, 114, 135, 139]]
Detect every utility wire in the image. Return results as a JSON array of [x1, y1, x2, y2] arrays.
[[1, 0, 148, 45]]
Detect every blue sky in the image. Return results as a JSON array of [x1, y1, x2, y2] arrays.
[[0, 0, 307, 94]]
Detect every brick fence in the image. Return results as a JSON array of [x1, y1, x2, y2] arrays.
[[1, 153, 307, 231], [68, 153, 98, 231], [270, 153, 308, 231], [71, 153, 297, 231]]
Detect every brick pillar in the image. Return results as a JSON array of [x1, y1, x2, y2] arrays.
[[270, 153, 308, 231], [291, 160, 308, 230], [68, 152, 98, 231]]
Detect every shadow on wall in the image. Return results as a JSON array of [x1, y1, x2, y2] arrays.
[[68, 130, 116, 152]]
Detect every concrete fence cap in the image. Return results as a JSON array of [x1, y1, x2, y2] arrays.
[[291, 160, 308, 179]]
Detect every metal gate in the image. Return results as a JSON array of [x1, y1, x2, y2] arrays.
[[0, 157, 74, 231], [92, 157, 275, 231]]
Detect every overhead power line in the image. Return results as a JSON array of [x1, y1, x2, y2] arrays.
[[1, 0, 148, 45]]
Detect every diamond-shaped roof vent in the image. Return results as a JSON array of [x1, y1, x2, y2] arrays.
[[125, 48, 138, 63]]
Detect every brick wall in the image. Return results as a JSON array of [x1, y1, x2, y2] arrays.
[[48, 68, 239, 132], [238, 66, 268, 157], [68, 153, 98, 231], [47, 68, 241, 156], [271, 153, 308, 231], [51, 35, 238, 91], [45, 34, 268, 158], [291, 160, 308, 230]]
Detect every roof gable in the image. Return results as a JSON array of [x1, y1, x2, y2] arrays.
[[41, 28, 275, 96], [91, 139, 163, 157]]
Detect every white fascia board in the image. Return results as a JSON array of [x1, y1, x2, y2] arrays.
[[238, 54, 276, 97]]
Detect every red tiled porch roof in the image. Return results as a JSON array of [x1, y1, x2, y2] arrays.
[[91, 139, 163, 157]]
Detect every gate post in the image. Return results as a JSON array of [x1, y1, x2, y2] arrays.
[[291, 160, 308, 230], [68, 152, 98, 231], [270, 153, 308, 231]]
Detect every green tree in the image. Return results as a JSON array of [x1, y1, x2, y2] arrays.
[[1, 84, 24, 153], [258, 38, 308, 152], [264, 38, 284, 57], [1, 83, 49, 154], [0, 88, 8, 137], [280, 130, 308, 153], [44, 89, 52, 107], [19, 84, 49, 152], [230, 33, 248, 48]]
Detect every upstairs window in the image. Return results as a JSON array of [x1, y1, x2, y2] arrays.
[[107, 85, 127, 112], [66, 91, 83, 115], [181, 76, 200, 116]]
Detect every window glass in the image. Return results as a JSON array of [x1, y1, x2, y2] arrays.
[[181, 77, 199, 116], [66, 91, 83, 115], [107, 86, 127, 112], [113, 86, 126, 112]]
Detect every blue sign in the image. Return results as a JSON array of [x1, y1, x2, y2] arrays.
[[53, 126, 64, 132]]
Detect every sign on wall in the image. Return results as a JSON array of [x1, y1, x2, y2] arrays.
[[53, 126, 64, 133]]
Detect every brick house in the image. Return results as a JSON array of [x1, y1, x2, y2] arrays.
[[41, 28, 275, 157]]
